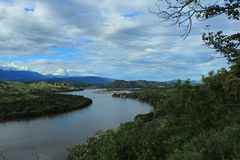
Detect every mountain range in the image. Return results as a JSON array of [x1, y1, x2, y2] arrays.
[[0, 68, 200, 85], [0, 68, 114, 84]]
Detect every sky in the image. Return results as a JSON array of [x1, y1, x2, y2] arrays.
[[0, 0, 238, 81]]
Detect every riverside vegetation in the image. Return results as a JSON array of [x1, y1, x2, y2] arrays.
[[0, 82, 92, 121], [67, 60, 240, 160]]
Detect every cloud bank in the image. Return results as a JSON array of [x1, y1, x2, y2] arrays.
[[0, 0, 235, 81]]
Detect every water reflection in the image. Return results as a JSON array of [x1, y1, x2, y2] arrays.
[[0, 89, 151, 160]]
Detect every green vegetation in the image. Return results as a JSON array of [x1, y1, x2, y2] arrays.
[[113, 90, 163, 106], [0, 81, 84, 94], [109, 80, 167, 89], [67, 62, 240, 160], [0, 82, 92, 121]]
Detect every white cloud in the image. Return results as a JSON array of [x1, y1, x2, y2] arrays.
[[53, 69, 69, 76], [0, 0, 236, 80], [0, 62, 28, 70]]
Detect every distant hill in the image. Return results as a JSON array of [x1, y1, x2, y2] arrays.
[[110, 80, 167, 89], [0, 69, 114, 84], [47, 77, 114, 84], [0, 69, 46, 81], [0, 68, 200, 86], [109, 79, 201, 89], [164, 80, 201, 85]]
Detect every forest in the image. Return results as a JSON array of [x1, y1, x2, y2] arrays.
[[67, 0, 240, 159]]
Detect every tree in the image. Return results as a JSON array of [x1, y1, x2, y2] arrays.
[[152, 0, 240, 64]]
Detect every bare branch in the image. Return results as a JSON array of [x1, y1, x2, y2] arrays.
[[0, 153, 7, 160]]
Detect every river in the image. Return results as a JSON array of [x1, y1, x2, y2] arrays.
[[0, 89, 152, 160]]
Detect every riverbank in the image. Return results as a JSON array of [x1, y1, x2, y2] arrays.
[[0, 82, 92, 121], [67, 70, 240, 160], [94, 89, 131, 94], [112, 90, 163, 106]]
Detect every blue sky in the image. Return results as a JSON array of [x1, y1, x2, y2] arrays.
[[0, 0, 237, 81]]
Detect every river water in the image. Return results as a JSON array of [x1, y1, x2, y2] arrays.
[[0, 89, 151, 160]]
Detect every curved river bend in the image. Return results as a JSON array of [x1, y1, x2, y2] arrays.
[[0, 89, 151, 160]]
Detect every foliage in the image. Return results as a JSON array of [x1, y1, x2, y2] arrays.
[[113, 90, 164, 106], [67, 65, 240, 160]]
